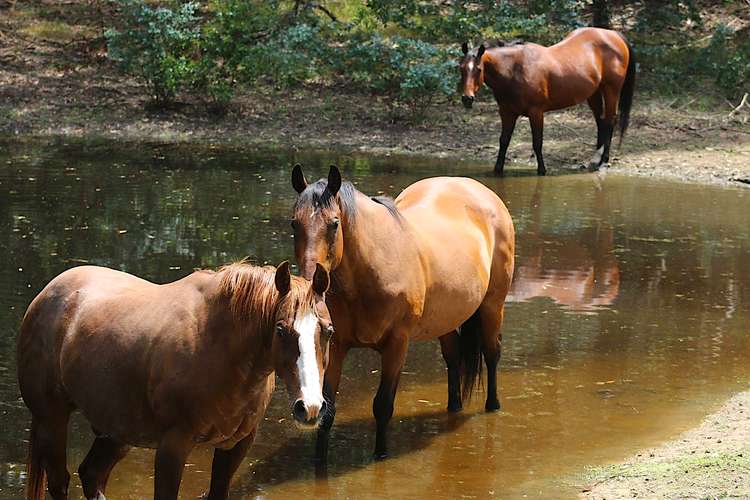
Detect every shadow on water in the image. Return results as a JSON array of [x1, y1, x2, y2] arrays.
[[230, 409, 472, 497]]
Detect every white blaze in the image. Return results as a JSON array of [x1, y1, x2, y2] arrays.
[[294, 311, 323, 411]]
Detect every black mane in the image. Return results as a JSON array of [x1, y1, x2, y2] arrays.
[[293, 179, 401, 224], [484, 38, 525, 49]]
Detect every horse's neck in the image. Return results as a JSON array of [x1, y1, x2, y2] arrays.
[[212, 272, 276, 377], [484, 49, 524, 92], [334, 193, 416, 297]]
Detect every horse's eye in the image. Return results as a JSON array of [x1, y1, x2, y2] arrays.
[[290, 219, 298, 230], [276, 324, 285, 336], [323, 325, 334, 341], [328, 219, 340, 229]]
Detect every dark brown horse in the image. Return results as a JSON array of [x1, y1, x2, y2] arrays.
[[290, 165, 515, 461], [17, 262, 332, 500], [459, 27, 636, 175]]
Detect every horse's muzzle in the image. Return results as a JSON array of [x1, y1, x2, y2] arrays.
[[462, 95, 474, 109], [292, 399, 326, 429]]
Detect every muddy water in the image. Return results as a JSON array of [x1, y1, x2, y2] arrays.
[[0, 139, 748, 499]]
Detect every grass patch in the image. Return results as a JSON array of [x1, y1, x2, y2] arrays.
[[19, 20, 90, 43], [585, 452, 750, 484]]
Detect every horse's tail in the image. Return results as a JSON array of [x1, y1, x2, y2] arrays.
[[618, 35, 636, 145], [25, 418, 46, 500], [458, 309, 483, 402]]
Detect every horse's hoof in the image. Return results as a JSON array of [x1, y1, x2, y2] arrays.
[[537, 170, 547, 177], [493, 168, 505, 177], [373, 451, 388, 461], [485, 399, 501, 412]]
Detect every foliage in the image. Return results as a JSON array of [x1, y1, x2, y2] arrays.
[[337, 34, 456, 105], [705, 25, 750, 99], [105, 0, 200, 104], [104, 0, 750, 111]]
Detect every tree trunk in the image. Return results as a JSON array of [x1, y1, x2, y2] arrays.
[[592, 0, 610, 28]]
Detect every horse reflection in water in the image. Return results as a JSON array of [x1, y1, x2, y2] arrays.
[[508, 181, 620, 310]]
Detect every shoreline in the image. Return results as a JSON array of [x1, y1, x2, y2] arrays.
[[580, 390, 750, 499]]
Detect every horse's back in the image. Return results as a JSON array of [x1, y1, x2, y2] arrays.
[[552, 27, 629, 74], [17, 266, 216, 443], [395, 177, 514, 337]]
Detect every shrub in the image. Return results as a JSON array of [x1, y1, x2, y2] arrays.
[[106, 0, 200, 104]]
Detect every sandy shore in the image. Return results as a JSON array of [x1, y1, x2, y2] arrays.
[[581, 390, 750, 499]]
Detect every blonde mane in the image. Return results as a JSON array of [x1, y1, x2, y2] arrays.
[[218, 261, 315, 333]]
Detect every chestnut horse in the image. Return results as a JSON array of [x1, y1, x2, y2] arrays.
[[290, 165, 515, 460], [459, 27, 636, 175], [17, 261, 332, 500]]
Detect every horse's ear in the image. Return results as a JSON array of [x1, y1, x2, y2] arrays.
[[461, 42, 469, 55], [327, 165, 342, 197], [476, 44, 485, 60], [274, 261, 291, 295], [312, 263, 330, 295], [292, 163, 308, 194]]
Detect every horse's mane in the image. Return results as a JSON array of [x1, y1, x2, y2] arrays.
[[293, 178, 402, 224], [218, 261, 314, 332], [483, 39, 525, 49]]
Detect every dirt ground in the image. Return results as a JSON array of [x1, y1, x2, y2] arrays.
[[1, 3, 749, 187], [581, 390, 750, 499]]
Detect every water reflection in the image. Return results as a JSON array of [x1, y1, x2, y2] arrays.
[[0, 139, 748, 499], [508, 179, 620, 311]]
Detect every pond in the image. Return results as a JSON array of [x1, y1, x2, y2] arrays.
[[0, 139, 748, 498]]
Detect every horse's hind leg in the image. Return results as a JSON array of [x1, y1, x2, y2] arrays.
[[78, 434, 130, 499], [478, 304, 505, 411], [529, 110, 546, 175], [599, 85, 620, 166], [33, 413, 72, 499], [439, 331, 462, 412], [587, 91, 607, 169]]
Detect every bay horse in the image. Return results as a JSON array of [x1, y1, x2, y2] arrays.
[[459, 27, 636, 175], [17, 261, 332, 500], [290, 164, 515, 460]]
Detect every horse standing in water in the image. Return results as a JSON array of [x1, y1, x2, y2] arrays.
[[17, 261, 332, 500], [290, 165, 515, 460], [459, 27, 636, 175]]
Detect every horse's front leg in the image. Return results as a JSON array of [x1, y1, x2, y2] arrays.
[[315, 339, 349, 466], [529, 110, 546, 175], [154, 429, 194, 500], [205, 432, 255, 500], [373, 331, 409, 460], [494, 111, 519, 176]]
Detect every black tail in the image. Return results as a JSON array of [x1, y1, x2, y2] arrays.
[[26, 419, 46, 500], [618, 36, 636, 145], [458, 309, 483, 402]]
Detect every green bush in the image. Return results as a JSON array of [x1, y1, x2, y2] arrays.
[[706, 24, 750, 99], [338, 34, 456, 106], [106, 0, 200, 104], [103, 0, 749, 112]]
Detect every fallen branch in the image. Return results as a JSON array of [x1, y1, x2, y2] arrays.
[[728, 92, 749, 118]]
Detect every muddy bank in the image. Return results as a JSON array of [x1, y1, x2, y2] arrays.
[[581, 390, 750, 499]]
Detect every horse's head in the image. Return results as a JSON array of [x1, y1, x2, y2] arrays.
[[290, 164, 346, 280], [458, 42, 486, 109], [273, 261, 333, 429]]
